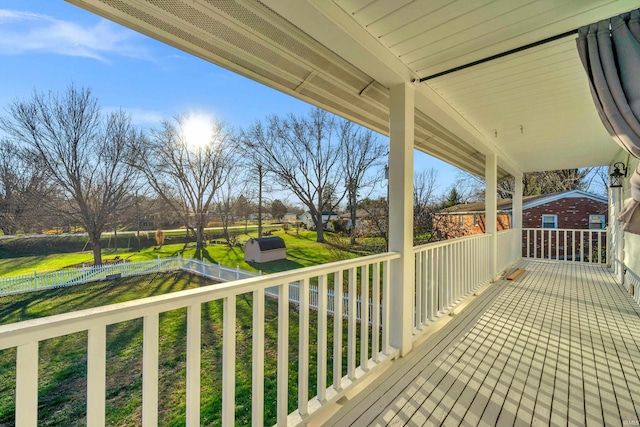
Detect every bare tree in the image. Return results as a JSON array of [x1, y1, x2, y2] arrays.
[[0, 140, 50, 235], [243, 163, 273, 238], [413, 168, 439, 241], [135, 115, 234, 258], [459, 167, 595, 200], [341, 121, 386, 244], [243, 108, 345, 243], [359, 196, 389, 251], [0, 86, 142, 265], [235, 194, 251, 234], [216, 167, 246, 246]]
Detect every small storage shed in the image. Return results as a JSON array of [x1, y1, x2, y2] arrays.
[[244, 236, 287, 263]]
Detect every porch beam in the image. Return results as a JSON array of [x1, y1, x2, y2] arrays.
[[486, 153, 498, 279], [389, 82, 414, 357]]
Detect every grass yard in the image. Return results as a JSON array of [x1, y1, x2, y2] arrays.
[[0, 271, 373, 426], [0, 230, 362, 278]]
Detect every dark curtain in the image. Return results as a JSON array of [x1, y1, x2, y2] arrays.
[[577, 9, 640, 234]]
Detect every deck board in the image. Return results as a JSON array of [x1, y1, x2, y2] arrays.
[[326, 260, 640, 426]]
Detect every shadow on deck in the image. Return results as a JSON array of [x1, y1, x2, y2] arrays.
[[325, 260, 640, 426]]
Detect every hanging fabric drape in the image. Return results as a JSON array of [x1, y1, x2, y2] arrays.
[[577, 9, 640, 234]]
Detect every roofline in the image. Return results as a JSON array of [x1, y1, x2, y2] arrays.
[[436, 211, 511, 215], [438, 190, 608, 214], [520, 190, 608, 210]]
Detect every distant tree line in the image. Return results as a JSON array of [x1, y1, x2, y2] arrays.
[[0, 85, 386, 263]]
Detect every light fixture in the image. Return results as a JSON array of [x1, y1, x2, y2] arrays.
[[609, 162, 628, 188]]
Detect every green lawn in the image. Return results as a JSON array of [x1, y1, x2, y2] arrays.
[[0, 230, 362, 278], [0, 271, 371, 426]]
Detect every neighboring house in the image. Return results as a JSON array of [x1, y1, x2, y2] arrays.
[[339, 209, 364, 232], [248, 213, 273, 221], [283, 212, 299, 222], [436, 190, 609, 260], [299, 211, 339, 230], [244, 236, 286, 263], [436, 190, 608, 237], [339, 209, 385, 234]]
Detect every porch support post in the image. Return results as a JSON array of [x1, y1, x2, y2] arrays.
[[611, 186, 624, 283], [485, 153, 498, 279], [513, 173, 523, 229], [389, 82, 414, 357]]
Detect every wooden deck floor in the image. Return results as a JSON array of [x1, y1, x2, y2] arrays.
[[326, 260, 640, 426]]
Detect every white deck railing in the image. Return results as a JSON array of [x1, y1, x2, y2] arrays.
[[624, 267, 640, 306], [497, 229, 522, 272], [0, 252, 400, 427], [522, 228, 607, 263], [413, 234, 493, 334]]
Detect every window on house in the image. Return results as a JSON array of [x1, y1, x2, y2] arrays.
[[541, 214, 557, 229], [589, 214, 606, 229], [458, 215, 464, 227], [474, 215, 479, 226]]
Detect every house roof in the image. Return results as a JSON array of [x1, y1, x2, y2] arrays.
[[439, 190, 608, 215], [339, 209, 372, 219], [303, 211, 338, 217], [68, 0, 633, 182], [248, 237, 286, 251]]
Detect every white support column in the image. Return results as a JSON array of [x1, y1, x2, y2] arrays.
[[485, 153, 498, 279], [513, 173, 523, 229], [389, 83, 414, 357], [611, 186, 624, 283]]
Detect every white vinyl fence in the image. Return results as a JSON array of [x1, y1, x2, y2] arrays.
[[0, 256, 258, 296], [0, 256, 377, 323]]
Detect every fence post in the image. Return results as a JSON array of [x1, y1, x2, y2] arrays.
[[157, 255, 161, 272], [33, 270, 37, 291], [236, 265, 240, 280], [259, 270, 262, 276]]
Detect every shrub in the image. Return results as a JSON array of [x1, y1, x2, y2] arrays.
[[155, 229, 165, 247]]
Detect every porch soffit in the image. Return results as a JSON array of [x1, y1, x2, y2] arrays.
[[66, 1, 638, 180], [332, 0, 640, 172], [65, 0, 508, 181]]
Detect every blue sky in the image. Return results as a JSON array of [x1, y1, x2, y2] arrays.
[[0, 0, 462, 199]]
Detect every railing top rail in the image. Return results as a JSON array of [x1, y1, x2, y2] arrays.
[[522, 227, 606, 232], [413, 233, 491, 252], [497, 228, 520, 234], [0, 251, 400, 349]]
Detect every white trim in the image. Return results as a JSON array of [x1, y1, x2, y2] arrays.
[[588, 214, 606, 230], [541, 214, 558, 229]]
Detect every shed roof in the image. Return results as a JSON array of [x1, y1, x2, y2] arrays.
[[249, 237, 286, 251]]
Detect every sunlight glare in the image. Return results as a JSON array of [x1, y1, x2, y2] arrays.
[[181, 112, 213, 149]]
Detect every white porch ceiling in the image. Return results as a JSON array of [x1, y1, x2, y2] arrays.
[[66, 0, 638, 180]]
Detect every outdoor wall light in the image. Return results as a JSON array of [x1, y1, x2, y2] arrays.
[[609, 162, 628, 188]]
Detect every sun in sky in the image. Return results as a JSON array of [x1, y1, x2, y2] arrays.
[[180, 112, 214, 149], [0, 0, 461, 190]]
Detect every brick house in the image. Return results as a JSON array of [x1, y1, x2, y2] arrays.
[[435, 190, 608, 236]]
